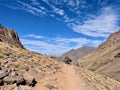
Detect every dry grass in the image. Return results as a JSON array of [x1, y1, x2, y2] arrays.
[[1, 41, 120, 90], [79, 67, 120, 90], [78, 43, 120, 82], [45, 83, 58, 90], [0, 41, 62, 77]]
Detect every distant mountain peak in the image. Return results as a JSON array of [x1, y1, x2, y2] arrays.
[[60, 46, 95, 63]]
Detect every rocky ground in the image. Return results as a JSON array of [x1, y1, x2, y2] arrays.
[[0, 41, 120, 90], [0, 42, 62, 90]]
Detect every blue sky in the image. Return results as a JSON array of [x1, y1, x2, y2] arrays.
[[0, 0, 120, 56]]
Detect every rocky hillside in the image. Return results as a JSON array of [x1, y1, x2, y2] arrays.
[[0, 41, 64, 90], [0, 25, 63, 89], [0, 25, 120, 90], [78, 30, 120, 82], [60, 46, 95, 63], [0, 24, 24, 49]]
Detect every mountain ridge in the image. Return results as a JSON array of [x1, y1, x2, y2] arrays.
[[78, 29, 120, 82], [60, 46, 95, 63], [0, 24, 24, 49]]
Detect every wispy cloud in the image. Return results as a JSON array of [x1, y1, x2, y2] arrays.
[[4, 1, 120, 38], [2, 0, 120, 55], [17, 0, 46, 16], [21, 34, 103, 56], [22, 34, 44, 39], [52, 6, 64, 16], [30, 0, 40, 6], [71, 7, 120, 37]]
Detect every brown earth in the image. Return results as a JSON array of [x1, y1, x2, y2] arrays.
[[0, 41, 120, 90], [78, 30, 120, 82], [34, 64, 94, 90]]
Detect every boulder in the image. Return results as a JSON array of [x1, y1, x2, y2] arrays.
[[0, 84, 16, 90], [3, 75, 24, 85], [23, 72, 37, 86], [64, 56, 72, 64], [0, 70, 9, 79], [0, 59, 8, 65]]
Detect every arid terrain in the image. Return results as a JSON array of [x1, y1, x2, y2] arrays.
[[0, 25, 120, 90], [78, 30, 120, 82]]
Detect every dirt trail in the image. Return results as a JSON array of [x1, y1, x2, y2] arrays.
[[61, 65, 92, 90], [34, 64, 93, 90]]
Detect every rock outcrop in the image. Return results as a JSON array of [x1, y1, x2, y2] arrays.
[[0, 24, 24, 49]]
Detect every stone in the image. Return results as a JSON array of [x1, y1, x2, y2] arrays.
[[0, 79, 3, 85], [0, 84, 16, 90], [0, 70, 9, 79], [0, 59, 8, 64], [23, 72, 37, 86], [3, 76, 16, 84], [3, 75, 25, 85], [17, 85, 32, 90], [15, 76, 25, 85]]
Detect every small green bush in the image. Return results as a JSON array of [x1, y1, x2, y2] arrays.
[[0, 55, 4, 58], [45, 84, 57, 90]]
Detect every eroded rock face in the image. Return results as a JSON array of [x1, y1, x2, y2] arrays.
[[0, 24, 24, 49]]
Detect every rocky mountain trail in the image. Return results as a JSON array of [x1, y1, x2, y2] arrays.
[[60, 65, 94, 90], [34, 64, 95, 90], [0, 25, 120, 90]]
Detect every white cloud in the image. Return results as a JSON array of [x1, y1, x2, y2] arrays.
[[31, 0, 40, 6], [72, 7, 120, 37], [53, 37, 89, 44], [52, 6, 64, 16], [17, 0, 46, 15], [22, 34, 44, 39], [20, 35, 103, 56], [21, 38, 71, 56]]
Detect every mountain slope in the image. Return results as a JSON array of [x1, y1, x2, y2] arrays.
[[0, 25, 120, 90], [0, 24, 24, 49], [60, 46, 95, 63], [78, 30, 120, 81]]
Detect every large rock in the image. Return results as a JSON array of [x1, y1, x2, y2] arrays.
[[23, 72, 37, 86], [3, 75, 25, 85], [15, 85, 32, 90], [0, 84, 16, 90], [0, 59, 8, 65], [0, 70, 9, 79]]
